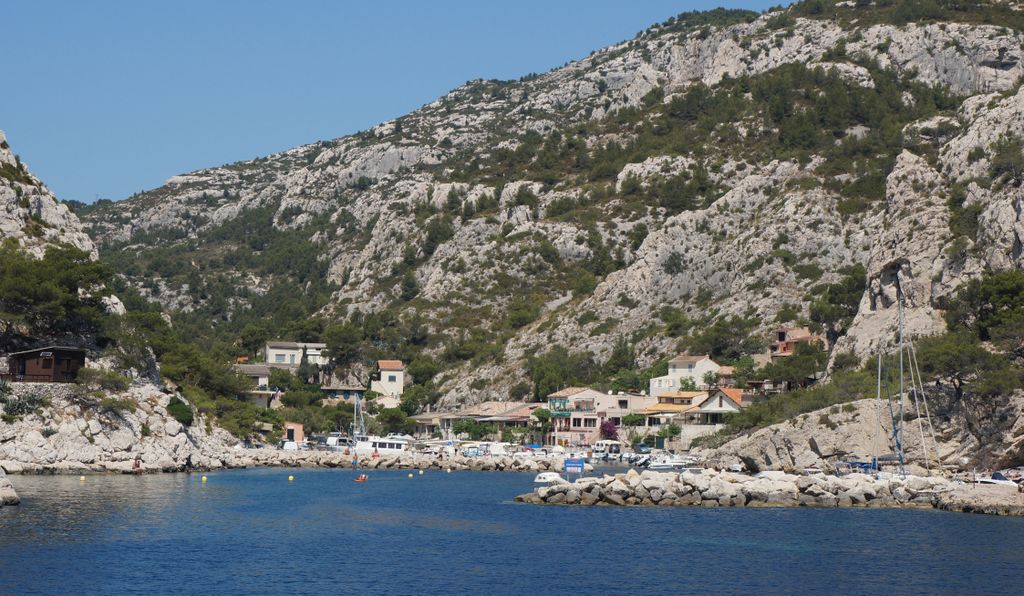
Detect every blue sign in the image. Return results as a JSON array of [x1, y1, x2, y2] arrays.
[[564, 458, 585, 474]]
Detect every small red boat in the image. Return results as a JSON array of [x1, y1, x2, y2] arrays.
[[353, 474, 368, 483]]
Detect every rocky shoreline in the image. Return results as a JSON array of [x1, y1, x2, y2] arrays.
[[514, 468, 1024, 516], [0, 468, 18, 507]]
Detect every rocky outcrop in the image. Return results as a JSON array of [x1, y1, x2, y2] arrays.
[[0, 129, 96, 258], [0, 467, 17, 506], [515, 467, 1024, 515], [703, 392, 1024, 473], [0, 381, 238, 474]]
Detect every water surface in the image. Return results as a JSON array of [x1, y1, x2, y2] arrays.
[[2, 468, 1023, 594]]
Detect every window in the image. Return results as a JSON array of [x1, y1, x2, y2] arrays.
[[571, 418, 582, 428], [275, 354, 285, 363], [610, 417, 620, 426], [388, 375, 396, 383], [289, 354, 296, 364], [688, 364, 694, 370], [41, 358, 53, 369], [583, 418, 597, 428], [618, 400, 628, 409]]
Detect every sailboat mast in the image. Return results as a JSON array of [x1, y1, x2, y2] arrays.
[[896, 285, 906, 475]]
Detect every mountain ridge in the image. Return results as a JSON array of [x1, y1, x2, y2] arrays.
[[77, 1, 1024, 411]]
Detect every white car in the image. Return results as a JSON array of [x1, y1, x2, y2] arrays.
[[279, 441, 298, 451]]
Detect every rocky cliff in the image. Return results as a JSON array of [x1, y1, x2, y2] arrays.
[[78, 3, 1024, 407], [0, 381, 238, 474], [704, 391, 1024, 472], [0, 129, 95, 258]]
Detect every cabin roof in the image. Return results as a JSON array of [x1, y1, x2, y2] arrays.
[[7, 346, 87, 357]]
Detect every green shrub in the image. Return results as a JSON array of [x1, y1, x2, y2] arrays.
[[77, 368, 131, 393], [167, 396, 194, 426], [0, 392, 51, 422], [100, 397, 137, 414]]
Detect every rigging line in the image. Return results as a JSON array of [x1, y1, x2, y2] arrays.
[[874, 353, 884, 465], [883, 354, 906, 477], [905, 340, 931, 472], [909, 339, 941, 474], [897, 284, 906, 470]]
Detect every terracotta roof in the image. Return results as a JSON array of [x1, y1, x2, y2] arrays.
[[377, 360, 405, 371], [668, 353, 709, 365], [718, 387, 745, 405], [547, 387, 589, 398], [642, 403, 690, 414]]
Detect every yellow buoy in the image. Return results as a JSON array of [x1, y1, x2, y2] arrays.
[[418, 469, 424, 475], [408, 473, 414, 478], [288, 475, 294, 482], [201, 476, 208, 483]]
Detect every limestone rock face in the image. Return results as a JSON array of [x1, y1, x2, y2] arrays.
[[0, 382, 240, 474], [72, 6, 1024, 408], [0, 467, 18, 505], [0, 130, 96, 258], [704, 392, 1024, 472]]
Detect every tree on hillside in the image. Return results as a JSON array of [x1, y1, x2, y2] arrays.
[[760, 342, 827, 390], [376, 407, 415, 435], [810, 264, 867, 347], [686, 316, 762, 362], [324, 321, 363, 367], [943, 270, 1024, 342], [917, 332, 1020, 401], [525, 346, 600, 400]]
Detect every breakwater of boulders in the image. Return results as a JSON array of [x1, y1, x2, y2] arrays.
[[231, 450, 592, 473], [514, 468, 1024, 516], [1, 449, 590, 476]]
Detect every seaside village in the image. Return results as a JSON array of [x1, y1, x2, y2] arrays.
[[211, 325, 827, 457], [1, 325, 826, 460]]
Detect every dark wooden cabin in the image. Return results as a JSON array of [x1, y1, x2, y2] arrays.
[[3, 346, 86, 383]]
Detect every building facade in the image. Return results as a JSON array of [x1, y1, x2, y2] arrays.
[[370, 360, 405, 396], [264, 341, 328, 366], [648, 354, 721, 397]]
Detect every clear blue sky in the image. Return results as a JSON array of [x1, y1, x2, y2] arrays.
[[2, 1, 778, 202]]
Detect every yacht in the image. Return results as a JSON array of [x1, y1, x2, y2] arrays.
[[354, 434, 411, 456]]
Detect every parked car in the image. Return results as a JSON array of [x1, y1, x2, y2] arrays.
[[634, 443, 652, 454], [279, 441, 298, 451]]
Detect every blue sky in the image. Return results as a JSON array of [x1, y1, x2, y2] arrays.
[[2, 1, 778, 202]]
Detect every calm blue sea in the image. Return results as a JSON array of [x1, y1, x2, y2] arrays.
[[2, 467, 1023, 595]]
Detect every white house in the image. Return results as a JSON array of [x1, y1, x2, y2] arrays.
[[265, 341, 328, 366], [370, 360, 405, 397], [648, 353, 721, 398], [233, 364, 270, 389]]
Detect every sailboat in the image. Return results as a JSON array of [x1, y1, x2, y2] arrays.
[[869, 284, 941, 478]]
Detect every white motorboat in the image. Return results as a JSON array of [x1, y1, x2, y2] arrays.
[[534, 472, 563, 484], [974, 472, 1019, 487], [647, 454, 696, 471], [354, 434, 411, 456]]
